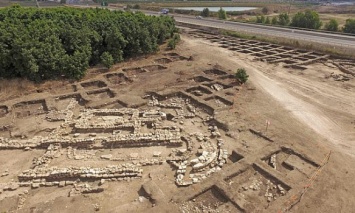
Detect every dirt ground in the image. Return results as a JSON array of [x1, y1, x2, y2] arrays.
[[0, 28, 355, 213]]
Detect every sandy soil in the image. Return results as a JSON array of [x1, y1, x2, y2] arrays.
[[0, 29, 355, 213]]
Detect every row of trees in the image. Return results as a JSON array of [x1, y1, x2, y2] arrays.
[[255, 10, 355, 34], [200, 8, 227, 20], [0, 6, 177, 81]]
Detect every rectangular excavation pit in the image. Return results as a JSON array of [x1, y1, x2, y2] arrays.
[[154, 58, 173, 64], [309, 52, 325, 57], [122, 67, 147, 75], [49, 84, 77, 95], [265, 50, 280, 55], [12, 99, 48, 118], [186, 86, 213, 97], [264, 57, 282, 62], [55, 93, 88, 109], [251, 53, 266, 57], [220, 45, 229, 49], [246, 41, 259, 44], [237, 49, 253, 54], [142, 65, 167, 72], [261, 147, 319, 181], [163, 52, 189, 61], [81, 80, 107, 90], [266, 44, 280, 48], [0, 105, 8, 117], [190, 185, 230, 210], [282, 60, 298, 65], [295, 49, 310, 54], [261, 46, 273, 50], [229, 150, 244, 163], [219, 41, 229, 45], [105, 72, 131, 85], [301, 55, 317, 60], [204, 82, 232, 91], [205, 96, 233, 108], [293, 57, 308, 61], [229, 47, 242, 51], [92, 100, 128, 109], [248, 48, 264, 52], [225, 165, 291, 208], [192, 76, 213, 82], [87, 89, 115, 99], [152, 91, 215, 115], [280, 47, 293, 51], [203, 68, 227, 76]]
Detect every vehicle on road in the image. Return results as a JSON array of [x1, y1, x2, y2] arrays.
[[160, 8, 169, 15]]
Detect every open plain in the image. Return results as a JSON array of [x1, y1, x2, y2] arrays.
[[0, 28, 355, 213]]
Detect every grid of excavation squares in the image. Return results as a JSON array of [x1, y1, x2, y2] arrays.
[[189, 31, 329, 68]]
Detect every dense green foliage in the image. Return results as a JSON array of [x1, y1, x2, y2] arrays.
[[167, 33, 180, 49], [343, 19, 355, 34], [278, 13, 290, 26], [0, 5, 176, 81], [201, 8, 210, 17], [291, 10, 322, 29], [325, 19, 339, 32], [256, 15, 265, 23], [101, 52, 114, 69], [235, 68, 249, 84], [217, 7, 227, 20]]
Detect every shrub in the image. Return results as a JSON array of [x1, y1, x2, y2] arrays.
[[291, 10, 322, 29], [100, 52, 114, 69], [201, 8, 209, 17], [218, 7, 227, 20], [167, 33, 180, 49], [271, 16, 278, 25], [235, 68, 249, 84], [278, 13, 290, 26], [325, 19, 338, 31], [343, 19, 355, 34]]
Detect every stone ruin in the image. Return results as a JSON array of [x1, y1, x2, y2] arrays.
[[0, 95, 230, 196]]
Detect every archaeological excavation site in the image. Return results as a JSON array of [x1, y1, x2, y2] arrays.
[[1, 27, 355, 213]]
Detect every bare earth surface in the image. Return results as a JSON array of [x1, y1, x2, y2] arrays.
[[0, 28, 355, 213]]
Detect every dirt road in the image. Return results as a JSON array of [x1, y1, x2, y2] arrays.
[[185, 35, 355, 157]]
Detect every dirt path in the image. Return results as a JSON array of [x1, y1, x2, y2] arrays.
[[242, 63, 349, 151], [185, 36, 355, 157]]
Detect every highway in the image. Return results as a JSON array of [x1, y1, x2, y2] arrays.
[[144, 11, 355, 50]]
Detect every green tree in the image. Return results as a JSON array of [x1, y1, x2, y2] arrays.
[[100, 52, 114, 69], [201, 8, 210, 17], [291, 10, 322, 29], [235, 68, 249, 84], [278, 13, 290, 26], [271, 16, 278, 25], [256, 16, 265, 23], [325, 19, 338, 31], [218, 7, 227, 20], [265, 17, 270, 24], [343, 19, 355, 34], [0, 6, 177, 81]]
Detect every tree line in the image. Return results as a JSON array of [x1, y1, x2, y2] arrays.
[[0, 5, 177, 81], [255, 10, 355, 34]]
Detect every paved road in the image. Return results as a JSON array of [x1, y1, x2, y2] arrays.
[[144, 11, 355, 49]]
